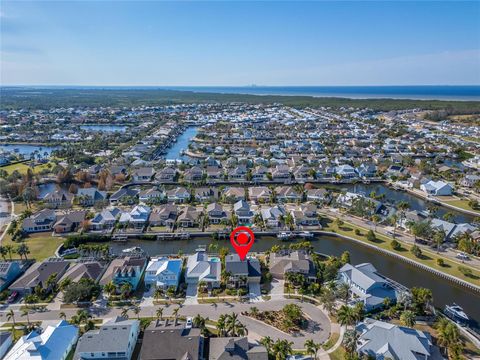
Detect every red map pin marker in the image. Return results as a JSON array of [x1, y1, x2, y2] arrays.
[[230, 226, 255, 261]]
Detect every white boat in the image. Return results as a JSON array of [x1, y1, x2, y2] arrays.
[[444, 304, 469, 324], [122, 246, 142, 254], [298, 231, 314, 238], [277, 232, 294, 240]]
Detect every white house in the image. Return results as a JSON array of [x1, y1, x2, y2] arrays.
[[420, 180, 453, 196], [144, 257, 183, 290]]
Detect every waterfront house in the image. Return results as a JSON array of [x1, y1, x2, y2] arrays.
[[225, 254, 261, 289], [461, 174, 480, 188], [260, 205, 285, 228], [275, 186, 302, 202], [132, 167, 155, 182], [269, 250, 316, 281], [155, 167, 177, 182], [74, 317, 140, 360], [149, 204, 178, 227], [306, 188, 329, 203], [9, 259, 69, 294], [185, 250, 221, 289], [119, 205, 151, 229], [233, 200, 254, 225], [4, 320, 78, 360], [248, 186, 272, 202], [166, 186, 191, 203], [90, 207, 123, 231], [76, 187, 107, 206], [177, 206, 201, 227], [59, 261, 105, 283], [43, 189, 73, 209], [223, 187, 246, 202], [293, 165, 312, 181], [206, 203, 228, 224], [22, 209, 56, 233], [0, 261, 23, 292], [252, 165, 269, 181], [209, 337, 267, 360], [140, 320, 204, 360], [99, 256, 147, 291], [109, 187, 139, 205], [53, 210, 87, 233], [229, 165, 248, 181], [357, 163, 377, 178], [290, 204, 320, 226], [336, 164, 357, 179], [355, 318, 433, 360], [420, 180, 453, 196], [338, 263, 399, 311], [271, 164, 290, 181], [206, 166, 223, 181], [144, 257, 183, 290]]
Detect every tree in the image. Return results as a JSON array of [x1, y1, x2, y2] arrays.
[[304, 339, 321, 360], [260, 336, 274, 354], [0, 246, 7, 260], [390, 239, 401, 250], [410, 245, 422, 258], [133, 305, 140, 319], [411, 287, 433, 315], [156, 307, 164, 321], [371, 215, 381, 231], [120, 282, 133, 299], [216, 314, 227, 336], [320, 287, 336, 315], [173, 307, 180, 325], [59, 312, 67, 320], [343, 329, 359, 358], [366, 230, 376, 242], [341, 251, 351, 265], [21, 309, 31, 327], [121, 307, 130, 319], [103, 281, 117, 297], [6, 309, 16, 328], [336, 282, 351, 304], [63, 279, 101, 303], [400, 310, 416, 327], [271, 339, 293, 360], [225, 313, 247, 337], [16, 243, 30, 260], [337, 305, 356, 328], [436, 318, 464, 359]]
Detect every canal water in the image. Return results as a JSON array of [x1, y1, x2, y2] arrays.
[[110, 234, 480, 324], [164, 127, 198, 160], [333, 183, 477, 224], [0, 144, 58, 158], [80, 125, 127, 133]]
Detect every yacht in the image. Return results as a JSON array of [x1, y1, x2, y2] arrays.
[[122, 246, 142, 254], [298, 231, 314, 238], [277, 232, 294, 240], [444, 304, 469, 324]]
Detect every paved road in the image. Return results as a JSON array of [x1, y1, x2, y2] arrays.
[[0, 196, 13, 245], [0, 298, 332, 349]]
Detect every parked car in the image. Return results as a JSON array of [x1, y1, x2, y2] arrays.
[[185, 317, 193, 329], [7, 291, 18, 303]]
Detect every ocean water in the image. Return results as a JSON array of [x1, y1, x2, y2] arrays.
[[161, 85, 480, 101]]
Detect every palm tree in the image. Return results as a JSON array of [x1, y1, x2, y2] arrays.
[[249, 306, 259, 317], [336, 282, 351, 304], [216, 314, 227, 336], [400, 310, 416, 327], [0, 246, 7, 260], [272, 339, 293, 360], [121, 307, 130, 319], [342, 330, 359, 358], [133, 305, 140, 319], [259, 336, 274, 354], [59, 312, 67, 320], [436, 318, 463, 358], [304, 339, 321, 359], [103, 281, 117, 297], [156, 307, 164, 321], [172, 307, 180, 325], [371, 214, 381, 231], [193, 314, 205, 328], [21, 309, 31, 327], [120, 282, 132, 299], [225, 313, 247, 336], [6, 309, 16, 328], [4, 245, 14, 260], [337, 305, 356, 328]]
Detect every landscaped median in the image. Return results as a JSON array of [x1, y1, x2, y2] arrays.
[[322, 218, 480, 288]]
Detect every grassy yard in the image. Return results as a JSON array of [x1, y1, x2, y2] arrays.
[[2, 233, 64, 261], [323, 219, 480, 286], [322, 332, 340, 351], [328, 346, 346, 360], [443, 199, 480, 214], [1, 161, 52, 175]]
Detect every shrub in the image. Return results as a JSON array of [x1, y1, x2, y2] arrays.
[[410, 245, 422, 258], [391, 240, 401, 251], [367, 230, 376, 241], [436, 258, 445, 267], [458, 266, 473, 278], [354, 229, 361, 236]]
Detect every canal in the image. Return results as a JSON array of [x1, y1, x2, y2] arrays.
[[110, 234, 480, 325], [164, 127, 199, 161]]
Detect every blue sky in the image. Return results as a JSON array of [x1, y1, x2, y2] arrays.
[[1, 1, 479, 86]]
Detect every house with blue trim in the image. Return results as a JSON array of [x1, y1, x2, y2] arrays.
[[144, 257, 183, 290]]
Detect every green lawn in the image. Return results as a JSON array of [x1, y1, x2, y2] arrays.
[[443, 199, 480, 214], [324, 219, 480, 286], [328, 346, 346, 360], [322, 332, 340, 351], [1, 162, 52, 175], [2, 233, 64, 261]]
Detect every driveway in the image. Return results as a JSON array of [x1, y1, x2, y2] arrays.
[[269, 279, 284, 299], [185, 283, 198, 305]]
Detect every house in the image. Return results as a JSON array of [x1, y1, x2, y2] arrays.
[[166, 186, 191, 203], [397, 210, 428, 229], [90, 207, 123, 231], [209, 337, 268, 360], [43, 189, 73, 209], [420, 180, 453, 196], [185, 250, 221, 289], [461, 174, 480, 188], [119, 205, 151, 229], [269, 250, 316, 281], [260, 206, 285, 228], [355, 318, 434, 360], [76, 188, 107, 206], [155, 167, 177, 182], [177, 206, 201, 227], [110, 165, 128, 178], [206, 203, 228, 224], [0, 332, 13, 360], [229, 165, 248, 181], [338, 263, 399, 311], [233, 200, 254, 225], [357, 163, 377, 178], [0, 261, 23, 292], [59, 261, 105, 283], [206, 166, 223, 181], [275, 186, 302, 202], [99, 256, 147, 291], [9, 259, 70, 294], [194, 187, 218, 202], [336, 164, 357, 179], [22, 209, 56, 233], [73, 317, 140, 360], [386, 165, 405, 177], [271, 164, 290, 181], [430, 219, 456, 240], [225, 255, 261, 288], [140, 320, 204, 360], [290, 204, 320, 226], [149, 204, 178, 228], [53, 210, 87, 233], [293, 165, 312, 181], [223, 187, 246, 202], [252, 166, 268, 181], [184, 166, 204, 182], [139, 188, 164, 203], [4, 320, 78, 360], [144, 257, 183, 290], [132, 167, 155, 182], [306, 188, 329, 202], [248, 187, 272, 202], [109, 188, 139, 205]]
